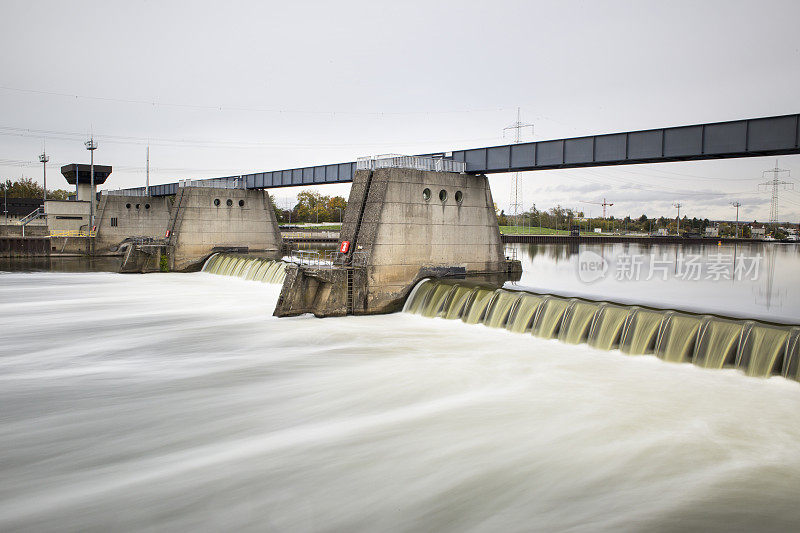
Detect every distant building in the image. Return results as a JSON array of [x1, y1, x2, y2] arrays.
[[751, 227, 766, 239], [656, 228, 668, 236], [1, 197, 43, 222], [704, 226, 719, 237]]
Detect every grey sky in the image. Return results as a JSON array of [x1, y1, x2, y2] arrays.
[[1, 0, 799, 222]]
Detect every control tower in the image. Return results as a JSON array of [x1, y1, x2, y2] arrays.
[[60, 164, 113, 201]]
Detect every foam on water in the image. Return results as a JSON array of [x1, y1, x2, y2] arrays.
[[1, 272, 800, 532]]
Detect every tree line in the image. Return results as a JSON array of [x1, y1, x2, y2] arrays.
[[271, 190, 347, 224], [498, 204, 778, 236], [1, 178, 72, 200]]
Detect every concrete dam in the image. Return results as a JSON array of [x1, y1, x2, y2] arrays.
[[189, 158, 800, 385], [26, 151, 799, 386]]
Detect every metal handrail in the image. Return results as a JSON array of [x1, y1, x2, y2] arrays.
[[356, 154, 466, 173], [20, 207, 46, 237], [49, 229, 97, 238], [19, 207, 44, 225], [178, 177, 245, 189], [286, 248, 370, 270], [102, 189, 149, 197]]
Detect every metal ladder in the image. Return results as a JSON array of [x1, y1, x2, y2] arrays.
[[346, 269, 354, 315]]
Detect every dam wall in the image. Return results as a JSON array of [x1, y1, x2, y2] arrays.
[[168, 187, 282, 271], [275, 167, 519, 317]]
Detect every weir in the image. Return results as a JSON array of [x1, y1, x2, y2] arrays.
[[403, 278, 800, 382], [274, 160, 521, 317], [201, 253, 287, 284]]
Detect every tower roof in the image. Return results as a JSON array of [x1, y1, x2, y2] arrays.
[[60, 164, 113, 185]]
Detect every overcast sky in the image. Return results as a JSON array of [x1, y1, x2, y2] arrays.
[[1, 0, 799, 222]]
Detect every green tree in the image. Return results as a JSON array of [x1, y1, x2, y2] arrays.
[[1, 178, 71, 200], [325, 195, 347, 223], [292, 190, 348, 223]]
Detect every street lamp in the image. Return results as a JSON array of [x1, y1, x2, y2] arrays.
[[39, 152, 49, 203], [85, 137, 98, 247], [336, 206, 343, 224], [731, 202, 742, 239]]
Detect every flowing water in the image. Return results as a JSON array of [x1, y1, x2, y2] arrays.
[[403, 279, 800, 381], [2, 268, 800, 532], [201, 253, 287, 283]]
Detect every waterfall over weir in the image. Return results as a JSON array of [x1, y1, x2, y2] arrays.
[[404, 279, 800, 382], [201, 253, 287, 284]]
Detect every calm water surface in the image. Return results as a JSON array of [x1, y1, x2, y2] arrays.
[[507, 242, 800, 323], [1, 270, 799, 532]]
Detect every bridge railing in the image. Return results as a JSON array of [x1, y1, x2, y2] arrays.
[[102, 188, 150, 197], [178, 177, 246, 189], [286, 249, 370, 269], [356, 154, 466, 173]]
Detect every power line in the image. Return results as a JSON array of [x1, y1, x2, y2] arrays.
[[577, 167, 754, 197], [0, 85, 516, 117], [0, 124, 501, 150]]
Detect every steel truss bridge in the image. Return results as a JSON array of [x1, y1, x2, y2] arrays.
[[115, 113, 799, 197]]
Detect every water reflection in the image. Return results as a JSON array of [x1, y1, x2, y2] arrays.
[[510, 242, 800, 323], [0, 256, 123, 273]]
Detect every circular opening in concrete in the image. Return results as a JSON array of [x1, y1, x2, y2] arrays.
[[455, 191, 463, 203], [226, 199, 233, 207], [423, 188, 431, 201], [439, 189, 447, 203], [239, 199, 245, 207], [135, 204, 140, 209], [144, 203, 150, 209], [214, 198, 220, 206], [125, 203, 131, 209]]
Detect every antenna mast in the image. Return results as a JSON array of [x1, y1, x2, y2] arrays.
[[146, 145, 150, 196], [731, 202, 742, 239], [673, 203, 682, 235]]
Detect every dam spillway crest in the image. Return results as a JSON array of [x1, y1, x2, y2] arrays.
[[201, 253, 287, 284], [403, 278, 800, 383]]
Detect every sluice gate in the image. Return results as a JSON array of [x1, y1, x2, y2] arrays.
[[201, 253, 287, 284], [404, 278, 800, 382]]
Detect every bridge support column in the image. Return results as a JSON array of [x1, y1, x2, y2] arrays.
[[168, 186, 283, 271], [275, 167, 520, 317]]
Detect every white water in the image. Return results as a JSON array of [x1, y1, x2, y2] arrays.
[[1, 272, 800, 532]]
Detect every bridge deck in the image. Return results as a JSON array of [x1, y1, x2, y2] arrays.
[[116, 114, 799, 197]]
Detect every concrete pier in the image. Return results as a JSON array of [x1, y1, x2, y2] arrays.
[[167, 187, 282, 271], [94, 195, 173, 253], [275, 166, 520, 317], [46, 185, 285, 271]]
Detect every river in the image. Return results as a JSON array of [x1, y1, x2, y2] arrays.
[[1, 244, 799, 532], [510, 242, 800, 323]]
